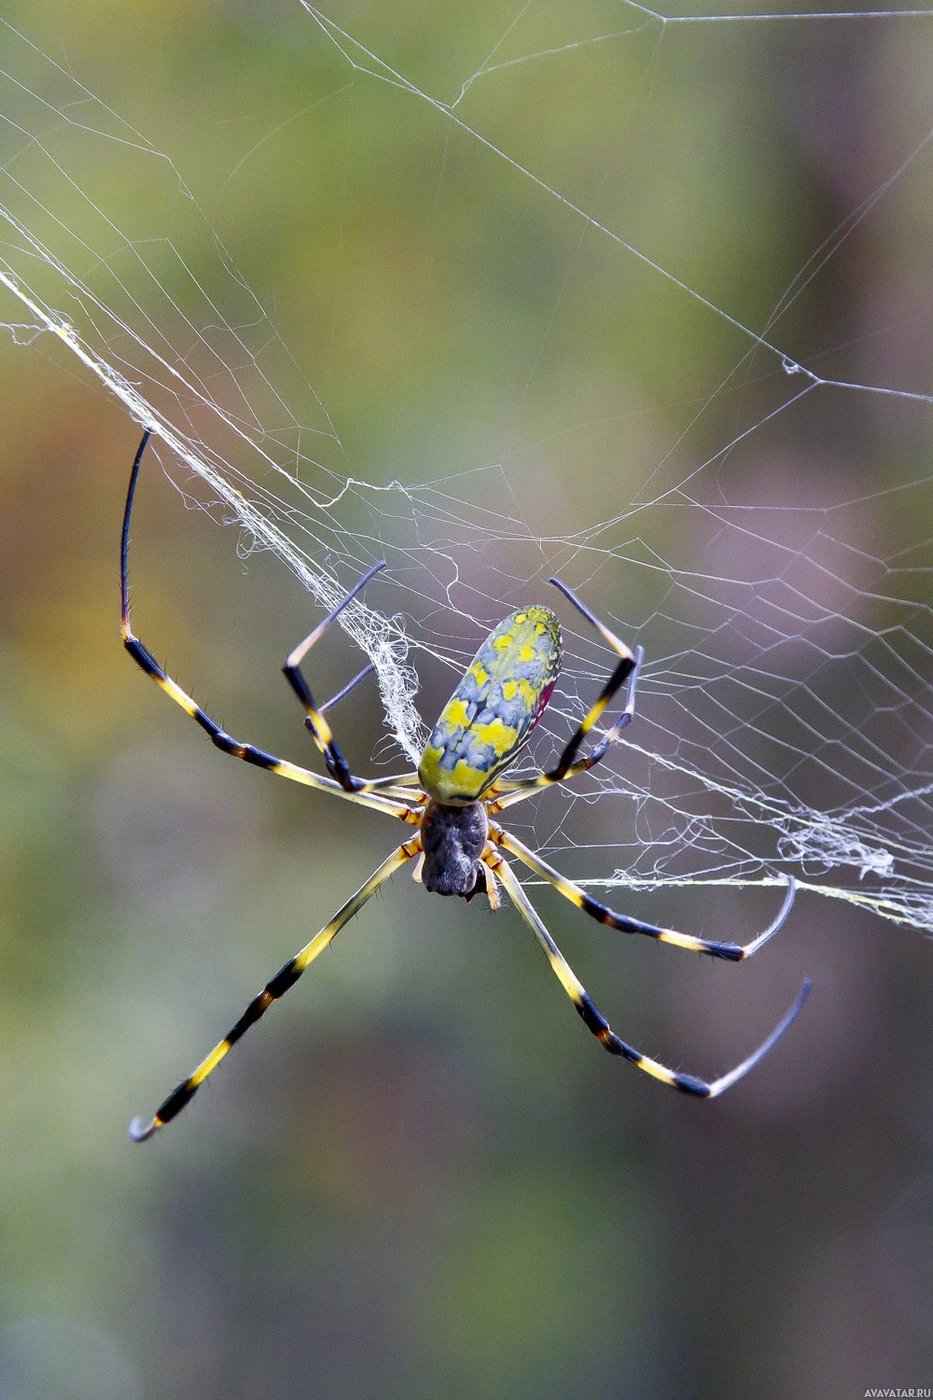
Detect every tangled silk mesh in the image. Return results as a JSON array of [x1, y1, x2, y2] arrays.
[[2, 8, 933, 929]]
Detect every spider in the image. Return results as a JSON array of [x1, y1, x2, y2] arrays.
[[122, 430, 809, 1141]]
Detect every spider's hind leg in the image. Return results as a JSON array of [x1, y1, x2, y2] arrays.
[[491, 825, 797, 962], [489, 849, 810, 1098]]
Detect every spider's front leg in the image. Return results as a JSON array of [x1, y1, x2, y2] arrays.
[[120, 431, 415, 821]]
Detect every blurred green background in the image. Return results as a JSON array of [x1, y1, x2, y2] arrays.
[[1, 2, 932, 1397]]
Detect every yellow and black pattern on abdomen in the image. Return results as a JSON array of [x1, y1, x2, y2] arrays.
[[418, 606, 562, 804]]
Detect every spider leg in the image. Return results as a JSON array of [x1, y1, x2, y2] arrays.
[[480, 854, 502, 910], [488, 850, 810, 1097], [120, 432, 416, 823], [282, 561, 415, 796], [541, 577, 638, 778], [490, 825, 796, 961], [319, 663, 375, 714], [355, 772, 426, 797], [316, 668, 426, 799], [130, 837, 421, 1141], [489, 633, 643, 812]]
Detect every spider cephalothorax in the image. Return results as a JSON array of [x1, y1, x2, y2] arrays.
[[419, 800, 488, 898], [121, 430, 808, 1142]]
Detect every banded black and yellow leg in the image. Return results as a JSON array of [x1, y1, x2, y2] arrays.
[[491, 825, 796, 961], [317, 675, 426, 807], [318, 671, 426, 800], [318, 663, 375, 714], [282, 561, 394, 794], [130, 838, 421, 1141], [489, 579, 644, 808], [120, 432, 415, 823], [480, 850, 502, 910], [490, 852, 811, 1098], [541, 577, 637, 774], [490, 641, 644, 812]]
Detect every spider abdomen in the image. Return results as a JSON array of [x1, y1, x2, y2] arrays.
[[418, 605, 562, 804], [420, 799, 489, 898]]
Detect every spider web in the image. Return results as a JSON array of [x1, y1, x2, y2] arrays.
[[2, 3, 933, 929]]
